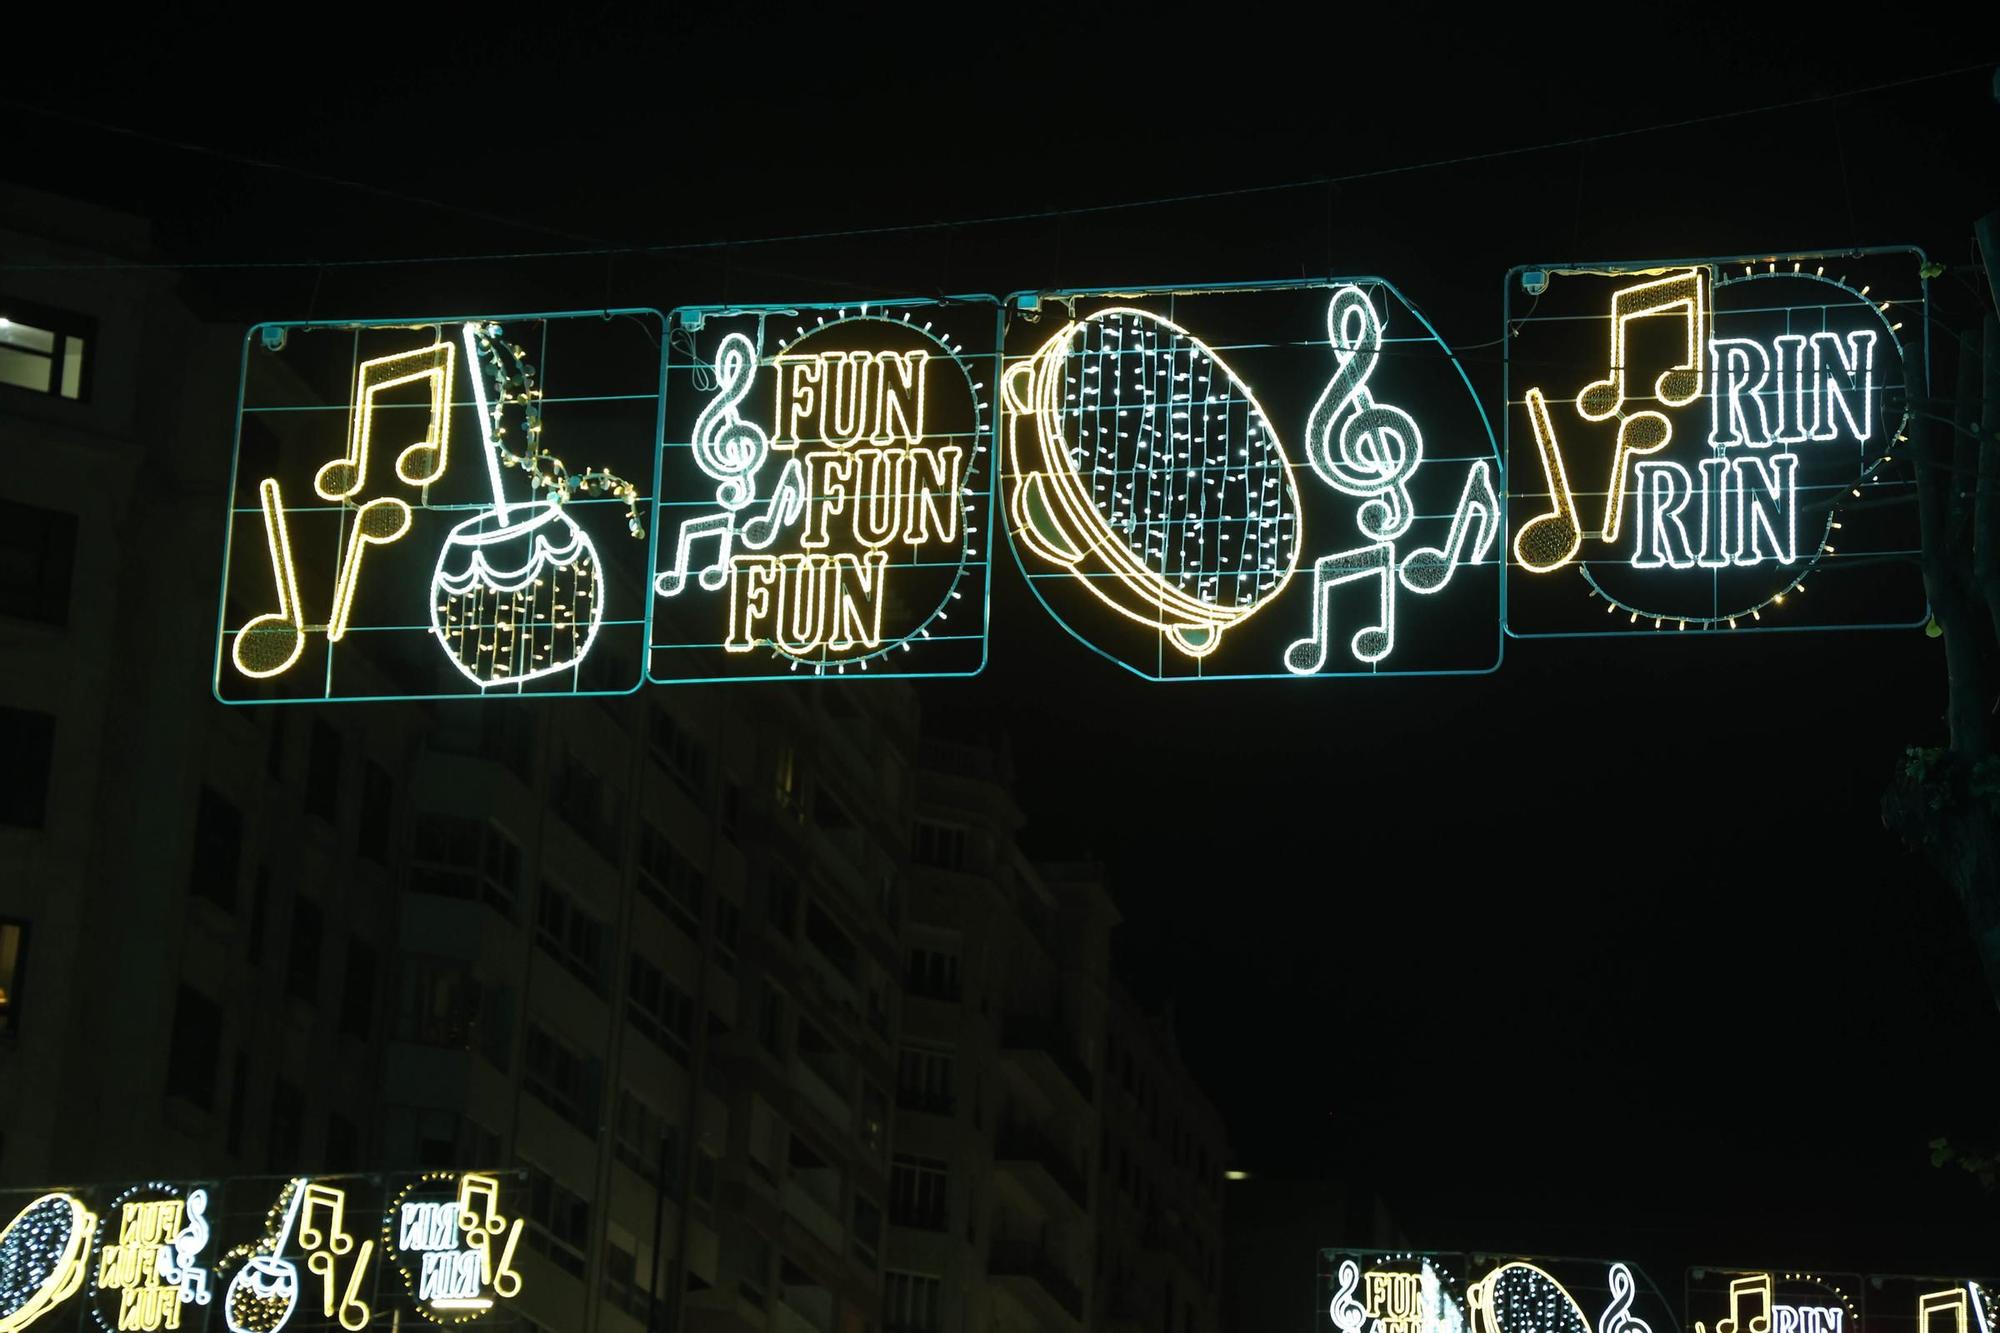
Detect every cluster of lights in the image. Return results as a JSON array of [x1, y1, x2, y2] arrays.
[[381, 1172, 523, 1327], [0, 1193, 96, 1333], [1008, 305, 1302, 658]]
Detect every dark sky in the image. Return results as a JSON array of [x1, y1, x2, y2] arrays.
[[11, 2, 2000, 1283]]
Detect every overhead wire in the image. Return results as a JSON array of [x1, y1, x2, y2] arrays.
[[0, 59, 1993, 275]]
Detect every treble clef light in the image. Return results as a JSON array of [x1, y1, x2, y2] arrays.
[[1600, 1263, 1653, 1333], [690, 331, 770, 510], [1304, 285, 1424, 541], [1332, 1259, 1369, 1333]]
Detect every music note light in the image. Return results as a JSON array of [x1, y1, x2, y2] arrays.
[[315, 340, 456, 500], [1304, 286, 1424, 542], [1400, 462, 1499, 594], [1285, 541, 1396, 672], [231, 479, 307, 678], [1511, 388, 1584, 573]]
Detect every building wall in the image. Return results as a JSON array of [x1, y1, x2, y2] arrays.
[[0, 187, 1244, 1333]]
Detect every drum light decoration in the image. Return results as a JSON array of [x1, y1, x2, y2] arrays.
[[0, 1193, 96, 1333], [1006, 306, 1303, 657]]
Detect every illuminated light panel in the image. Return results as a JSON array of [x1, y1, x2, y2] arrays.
[[383, 1171, 524, 1326], [0, 1194, 97, 1333], [88, 1182, 214, 1332], [655, 306, 990, 677], [1509, 252, 1915, 633], [1007, 306, 1303, 658], [230, 480, 306, 679]]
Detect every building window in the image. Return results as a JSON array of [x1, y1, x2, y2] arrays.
[[714, 898, 741, 973], [286, 898, 322, 1006], [409, 815, 521, 918], [636, 822, 704, 933], [765, 869, 799, 936], [913, 821, 967, 871], [523, 1023, 601, 1132], [851, 1194, 882, 1268], [0, 301, 91, 401], [358, 760, 394, 864], [803, 901, 857, 981], [889, 1155, 948, 1231], [398, 958, 512, 1069], [339, 942, 377, 1041], [884, 1271, 942, 1332], [0, 706, 54, 829], [325, 1113, 359, 1171], [188, 785, 242, 912], [224, 1053, 250, 1157], [896, 1045, 954, 1115], [602, 1237, 647, 1321], [860, 1082, 888, 1157], [267, 1080, 303, 1170], [165, 985, 221, 1110], [625, 955, 693, 1062], [552, 747, 621, 850], [614, 1089, 681, 1192], [649, 708, 712, 805], [246, 870, 269, 964], [524, 1170, 591, 1279], [0, 920, 26, 1039], [0, 498, 77, 625], [535, 881, 608, 994], [905, 947, 960, 1002], [305, 719, 341, 822]]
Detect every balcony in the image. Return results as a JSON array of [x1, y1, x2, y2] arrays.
[[1000, 1016, 1095, 1102], [987, 1240, 1084, 1325], [994, 1121, 1088, 1209], [781, 1176, 844, 1255], [791, 1056, 852, 1133], [894, 1087, 956, 1118]]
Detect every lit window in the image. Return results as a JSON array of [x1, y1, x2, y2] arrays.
[[0, 919, 26, 1038], [0, 301, 91, 401]]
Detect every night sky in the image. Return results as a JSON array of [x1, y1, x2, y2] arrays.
[[12, 4, 2000, 1283]]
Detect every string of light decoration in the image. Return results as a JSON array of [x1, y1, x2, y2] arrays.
[[465, 322, 645, 538], [1573, 260, 1917, 630]]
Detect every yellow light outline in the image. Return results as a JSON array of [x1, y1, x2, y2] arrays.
[[1511, 388, 1583, 573], [0, 1193, 97, 1333], [1003, 308, 1304, 658], [1467, 1261, 1589, 1333], [315, 340, 456, 500], [231, 478, 307, 679]]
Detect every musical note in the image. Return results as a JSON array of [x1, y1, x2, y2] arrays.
[[315, 339, 457, 499], [1400, 461, 1499, 594], [334, 1239, 373, 1331], [1600, 1264, 1653, 1333], [297, 1182, 354, 1256], [457, 1173, 504, 1236], [486, 1218, 525, 1299], [1304, 286, 1424, 541], [232, 479, 308, 678], [326, 497, 413, 642], [1704, 1274, 1772, 1333], [741, 457, 807, 550], [691, 332, 771, 510], [1575, 271, 1705, 543], [1577, 270, 1706, 421], [654, 511, 735, 598], [158, 1188, 213, 1306], [1284, 542, 1395, 673], [1511, 388, 1584, 573], [1332, 1259, 1368, 1333]]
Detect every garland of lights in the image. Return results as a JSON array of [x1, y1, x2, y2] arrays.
[[1577, 261, 1913, 630], [466, 323, 646, 538]]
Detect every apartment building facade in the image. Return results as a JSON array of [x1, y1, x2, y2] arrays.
[[0, 185, 1232, 1333]]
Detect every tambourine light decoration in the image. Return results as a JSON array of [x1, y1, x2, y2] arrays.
[[0, 1193, 96, 1333], [1006, 307, 1304, 657]]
